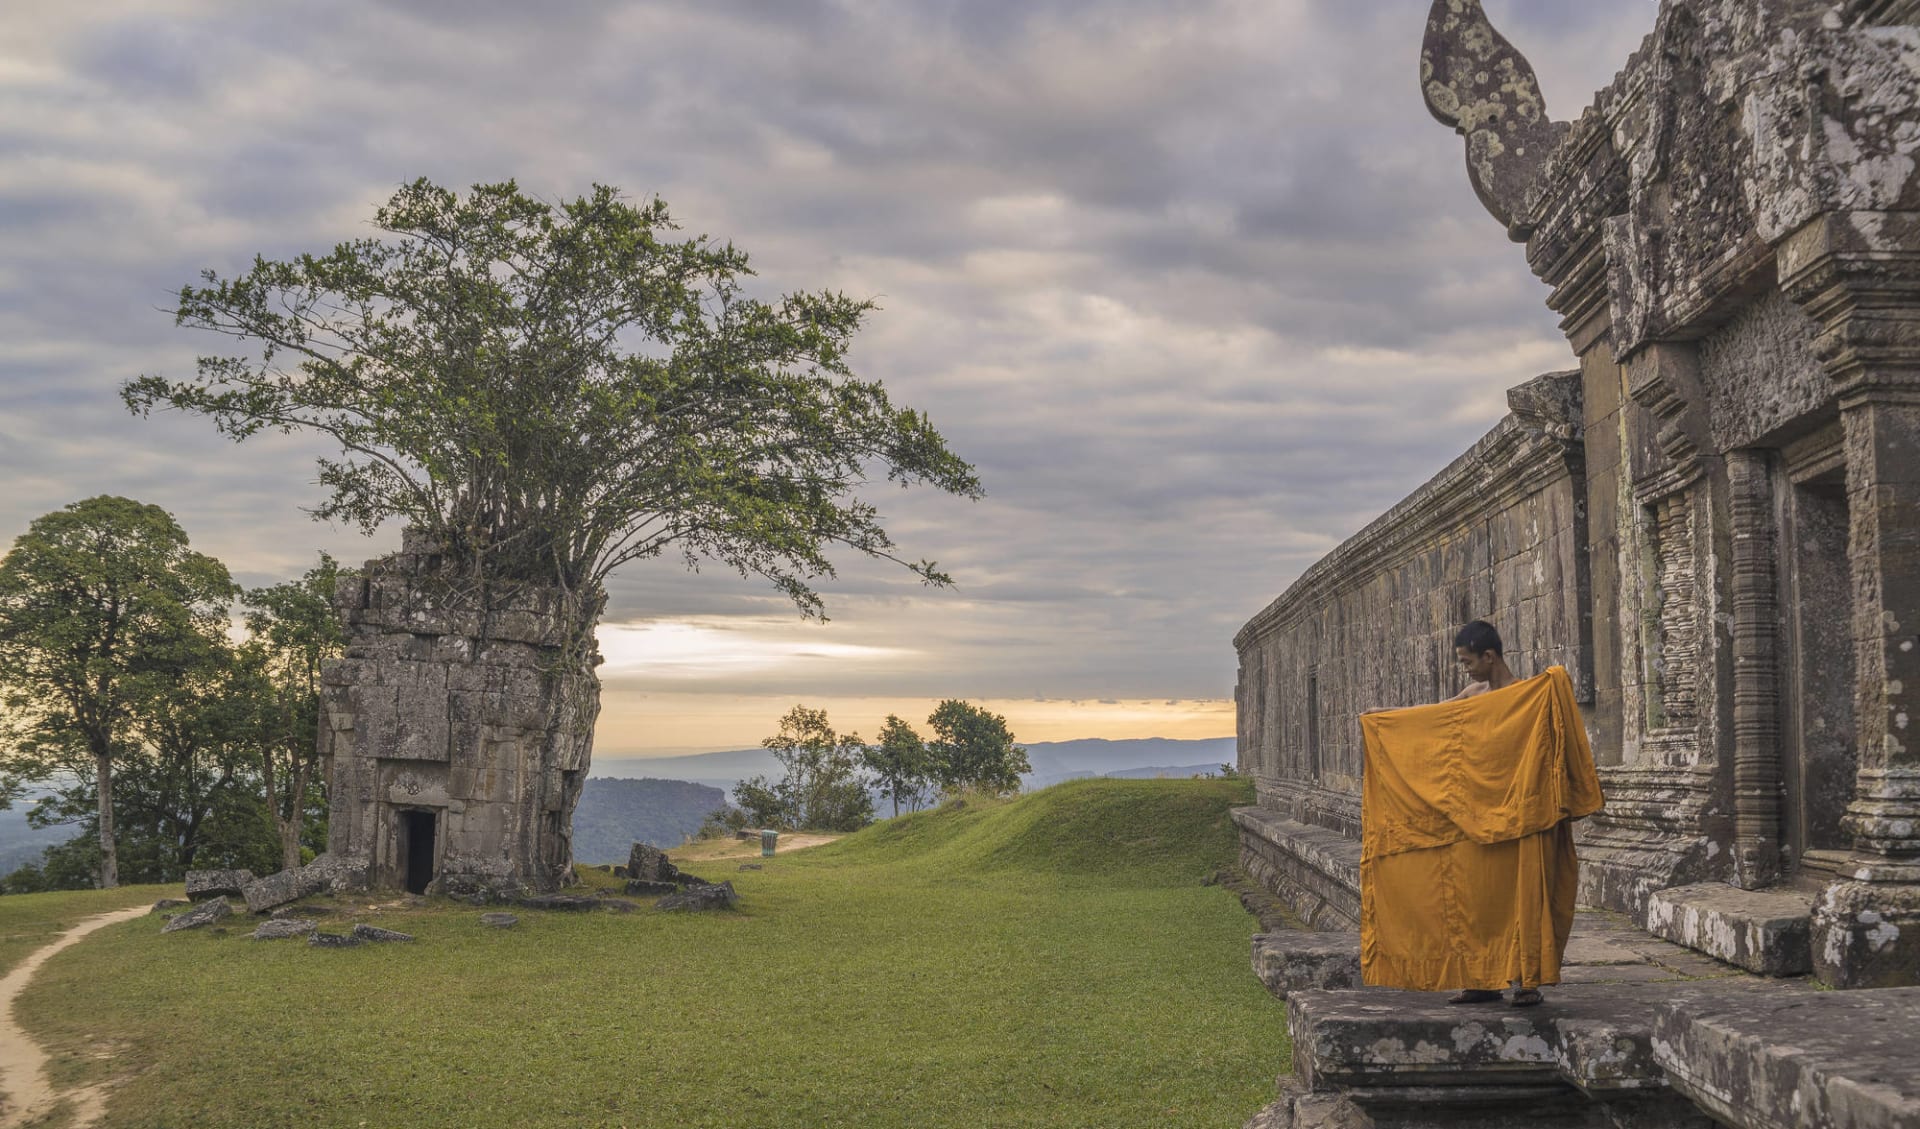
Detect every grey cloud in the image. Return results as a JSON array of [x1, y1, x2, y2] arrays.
[[0, 0, 1658, 724]]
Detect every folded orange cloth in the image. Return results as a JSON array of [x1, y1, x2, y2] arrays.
[[1359, 666, 1605, 991]]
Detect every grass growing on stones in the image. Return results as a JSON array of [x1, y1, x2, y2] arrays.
[[18, 778, 1285, 1128]]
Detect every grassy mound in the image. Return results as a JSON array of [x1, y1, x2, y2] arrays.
[[16, 778, 1282, 1128], [823, 777, 1248, 886]]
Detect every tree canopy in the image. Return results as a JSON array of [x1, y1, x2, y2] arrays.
[[124, 179, 981, 614], [0, 496, 237, 886], [863, 714, 935, 818], [737, 705, 874, 833], [927, 700, 1030, 796]]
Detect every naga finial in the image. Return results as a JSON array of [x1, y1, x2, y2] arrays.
[[1420, 0, 1563, 239]]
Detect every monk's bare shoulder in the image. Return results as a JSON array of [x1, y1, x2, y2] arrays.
[[1447, 682, 1492, 702]]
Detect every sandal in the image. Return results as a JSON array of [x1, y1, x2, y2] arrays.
[[1447, 989, 1503, 1004], [1509, 987, 1544, 1007]]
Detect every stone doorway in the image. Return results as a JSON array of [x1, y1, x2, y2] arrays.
[[1778, 432, 1856, 886], [400, 809, 438, 895]]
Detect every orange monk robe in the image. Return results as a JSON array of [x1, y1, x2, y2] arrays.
[[1358, 666, 1605, 992]]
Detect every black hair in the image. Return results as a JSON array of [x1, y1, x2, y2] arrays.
[[1454, 620, 1503, 656]]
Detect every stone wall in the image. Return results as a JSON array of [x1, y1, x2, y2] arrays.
[[321, 530, 602, 899], [1236, 0, 1920, 991], [1235, 371, 1589, 836]]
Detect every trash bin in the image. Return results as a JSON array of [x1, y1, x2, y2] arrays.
[[760, 829, 779, 857]]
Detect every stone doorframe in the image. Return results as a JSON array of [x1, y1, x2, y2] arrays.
[[1780, 210, 1920, 987]]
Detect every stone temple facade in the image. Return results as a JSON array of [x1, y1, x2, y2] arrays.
[[1235, 0, 1920, 993], [319, 530, 603, 898]]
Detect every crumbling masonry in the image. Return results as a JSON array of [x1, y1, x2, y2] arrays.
[[319, 530, 603, 898], [1237, 1, 1920, 1126]]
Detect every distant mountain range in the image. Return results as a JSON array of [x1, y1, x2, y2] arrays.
[[571, 777, 727, 864], [0, 738, 1242, 879], [592, 735, 1239, 798]]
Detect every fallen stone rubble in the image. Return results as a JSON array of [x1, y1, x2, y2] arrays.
[[160, 896, 231, 933]]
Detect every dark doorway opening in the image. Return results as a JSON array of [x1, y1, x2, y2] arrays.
[[1782, 460, 1856, 883], [402, 810, 437, 895]]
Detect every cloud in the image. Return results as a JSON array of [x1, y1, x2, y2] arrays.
[[0, 0, 1660, 746]]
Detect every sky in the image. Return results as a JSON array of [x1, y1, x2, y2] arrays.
[[0, 0, 1658, 755]]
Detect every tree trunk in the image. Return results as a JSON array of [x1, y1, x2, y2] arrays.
[[280, 819, 303, 872], [275, 759, 309, 872], [94, 749, 118, 889]]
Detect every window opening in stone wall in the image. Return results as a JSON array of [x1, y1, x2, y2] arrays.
[[1305, 667, 1320, 779], [401, 809, 436, 895]]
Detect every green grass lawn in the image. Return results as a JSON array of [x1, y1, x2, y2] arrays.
[[18, 778, 1286, 1128], [0, 884, 178, 977]]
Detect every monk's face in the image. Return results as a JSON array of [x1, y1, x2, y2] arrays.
[[1456, 646, 1498, 684]]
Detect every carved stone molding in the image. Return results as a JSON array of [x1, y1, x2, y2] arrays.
[[1625, 343, 1712, 485], [1727, 449, 1783, 889]]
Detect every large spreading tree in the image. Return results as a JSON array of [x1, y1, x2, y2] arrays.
[[123, 179, 981, 624], [0, 496, 237, 887]]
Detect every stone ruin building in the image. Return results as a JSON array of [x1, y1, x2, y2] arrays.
[[1237, 2, 1920, 1126], [317, 530, 602, 899]]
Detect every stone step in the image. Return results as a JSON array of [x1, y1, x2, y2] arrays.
[[1287, 982, 1696, 1097], [1252, 931, 1361, 998], [1652, 986, 1920, 1129], [1644, 883, 1814, 976]]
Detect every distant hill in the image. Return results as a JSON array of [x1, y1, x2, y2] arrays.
[[592, 736, 1239, 797], [0, 795, 83, 875], [570, 777, 728, 863]]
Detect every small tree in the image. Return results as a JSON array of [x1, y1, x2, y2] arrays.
[[926, 700, 1030, 797], [862, 714, 934, 818], [239, 555, 347, 871], [736, 705, 874, 831], [0, 497, 236, 887]]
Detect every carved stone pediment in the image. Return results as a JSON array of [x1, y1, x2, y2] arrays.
[[1420, 0, 1565, 239]]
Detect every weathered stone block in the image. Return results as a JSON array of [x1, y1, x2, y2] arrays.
[[1644, 883, 1813, 976], [351, 924, 414, 943], [243, 864, 331, 914], [1812, 876, 1920, 989], [656, 881, 738, 913], [626, 843, 701, 886], [184, 869, 254, 900], [1252, 931, 1362, 999], [308, 931, 362, 948], [251, 918, 316, 940], [1652, 986, 1920, 1129], [161, 896, 231, 933]]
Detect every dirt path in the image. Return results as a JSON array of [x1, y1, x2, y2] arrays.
[[0, 904, 149, 1129]]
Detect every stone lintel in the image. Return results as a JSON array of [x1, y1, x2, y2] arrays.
[[1652, 986, 1920, 1129], [1644, 883, 1814, 976]]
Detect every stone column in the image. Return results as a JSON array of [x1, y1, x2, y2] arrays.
[[1782, 212, 1920, 987], [1726, 448, 1782, 889]]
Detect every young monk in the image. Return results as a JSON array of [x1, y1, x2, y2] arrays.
[[1358, 619, 1602, 1009], [1441, 620, 1531, 1005]]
